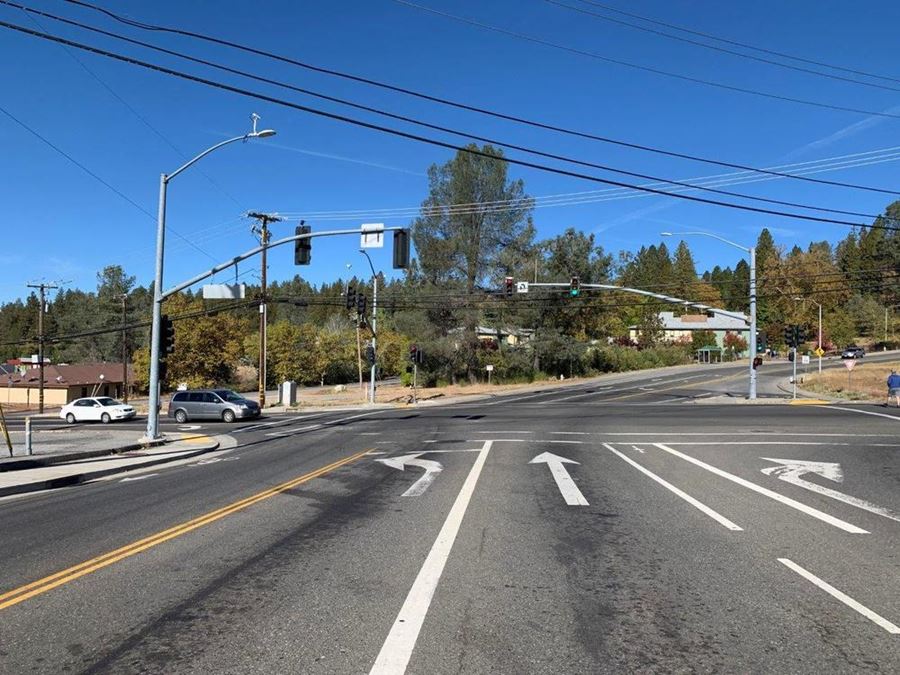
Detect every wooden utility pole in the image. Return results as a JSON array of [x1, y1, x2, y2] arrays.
[[26, 282, 58, 413], [248, 212, 282, 408]]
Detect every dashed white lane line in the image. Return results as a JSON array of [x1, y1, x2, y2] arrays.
[[370, 441, 493, 675], [778, 558, 900, 634], [652, 443, 868, 534], [603, 444, 741, 531]]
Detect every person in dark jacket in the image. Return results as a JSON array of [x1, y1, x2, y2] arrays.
[[887, 370, 900, 408]]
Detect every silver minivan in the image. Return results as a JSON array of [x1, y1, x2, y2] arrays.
[[167, 389, 261, 423]]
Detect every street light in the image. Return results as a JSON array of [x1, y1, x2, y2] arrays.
[[359, 249, 378, 405], [145, 114, 276, 441], [661, 231, 757, 399], [793, 296, 823, 374]]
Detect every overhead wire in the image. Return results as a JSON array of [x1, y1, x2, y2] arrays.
[[544, 0, 900, 94], [2, 20, 897, 232], [2, 2, 882, 221], [391, 0, 900, 122], [51, 0, 900, 197]]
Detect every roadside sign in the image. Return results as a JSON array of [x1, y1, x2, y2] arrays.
[[814, 347, 825, 357], [485, 365, 494, 371], [844, 359, 856, 371], [361, 223, 385, 248], [801, 355, 810, 365], [516, 281, 529, 294], [202, 283, 245, 299]]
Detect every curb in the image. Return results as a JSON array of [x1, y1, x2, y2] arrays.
[[0, 438, 169, 472], [0, 439, 219, 498]]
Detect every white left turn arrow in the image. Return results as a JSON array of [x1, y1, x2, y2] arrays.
[[377, 453, 443, 497], [761, 457, 900, 523], [530, 452, 589, 506]]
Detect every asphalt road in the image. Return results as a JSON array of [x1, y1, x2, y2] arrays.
[[1, 364, 899, 673]]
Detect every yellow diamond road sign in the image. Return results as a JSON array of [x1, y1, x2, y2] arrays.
[[814, 347, 825, 357]]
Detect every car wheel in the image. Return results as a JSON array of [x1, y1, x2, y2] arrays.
[[222, 409, 236, 423], [66, 413, 76, 424], [101, 413, 111, 424], [175, 409, 188, 424]]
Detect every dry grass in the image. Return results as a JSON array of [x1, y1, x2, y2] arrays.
[[803, 360, 900, 401]]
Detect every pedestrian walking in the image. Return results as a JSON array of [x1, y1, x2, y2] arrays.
[[887, 370, 900, 408]]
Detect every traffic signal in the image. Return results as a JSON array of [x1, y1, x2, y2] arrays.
[[345, 284, 357, 310], [504, 276, 514, 297], [783, 325, 795, 348], [365, 343, 376, 366], [570, 276, 580, 297], [794, 325, 806, 344], [294, 221, 311, 265], [357, 292, 367, 316], [409, 344, 418, 362], [393, 229, 410, 269], [159, 314, 175, 355]]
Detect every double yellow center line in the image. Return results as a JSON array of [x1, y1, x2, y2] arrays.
[[0, 448, 371, 611]]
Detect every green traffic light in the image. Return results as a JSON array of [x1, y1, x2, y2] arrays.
[[570, 289, 580, 297]]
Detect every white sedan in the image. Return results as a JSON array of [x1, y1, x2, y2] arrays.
[[60, 397, 136, 424]]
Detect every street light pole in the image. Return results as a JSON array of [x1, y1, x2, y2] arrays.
[[662, 231, 756, 400], [360, 250, 378, 405], [145, 115, 276, 441]]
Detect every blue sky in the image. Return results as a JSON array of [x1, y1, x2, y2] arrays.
[[1, 0, 898, 303]]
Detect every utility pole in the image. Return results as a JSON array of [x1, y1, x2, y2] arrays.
[[26, 282, 58, 413], [248, 212, 282, 409]]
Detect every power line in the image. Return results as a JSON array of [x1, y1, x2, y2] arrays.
[[4, 2, 880, 220], [52, 0, 900, 197], [2, 19, 898, 233], [544, 0, 900, 94], [392, 0, 900, 122], [571, 0, 900, 85], [0, 103, 220, 263]]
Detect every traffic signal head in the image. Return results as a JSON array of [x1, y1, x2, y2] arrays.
[[365, 343, 376, 366], [570, 276, 580, 297], [356, 292, 367, 316], [345, 284, 357, 310], [794, 325, 806, 344], [159, 314, 175, 356], [393, 229, 410, 269], [294, 221, 312, 265], [783, 325, 795, 348], [409, 344, 418, 362], [504, 276, 514, 297]]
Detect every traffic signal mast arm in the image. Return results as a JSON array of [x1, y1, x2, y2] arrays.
[[160, 225, 408, 300], [523, 282, 748, 322]]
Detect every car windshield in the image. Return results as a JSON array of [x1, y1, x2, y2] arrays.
[[213, 390, 245, 403], [96, 398, 120, 406]]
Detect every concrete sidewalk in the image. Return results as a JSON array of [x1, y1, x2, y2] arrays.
[[0, 433, 220, 497]]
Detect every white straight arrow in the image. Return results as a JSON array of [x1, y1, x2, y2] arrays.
[[761, 457, 900, 523], [377, 453, 443, 497], [530, 452, 589, 506]]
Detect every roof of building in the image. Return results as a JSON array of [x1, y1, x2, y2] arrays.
[[0, 363, 133, 388], [633, 311, 749, 331]]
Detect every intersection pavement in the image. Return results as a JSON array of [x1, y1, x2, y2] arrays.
[[0, 364, 898, 673]]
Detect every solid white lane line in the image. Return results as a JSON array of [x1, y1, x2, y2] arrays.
[[265, 424, 323, 437], [370, 441, 493, 675], [120, 474, 158, 482], [652, 444, 868, 534], [819, 405, 900, 422], [778, 558, 900, 634], [664, 441, 900, 447], [603, 444, 742, 531]]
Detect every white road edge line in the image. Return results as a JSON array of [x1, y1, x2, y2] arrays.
[[370, 440, 493, 675], [818, 405, 900, 422], [602, 444, 741, 531], [653, 443, 868, 534], [778, 558, 900, 634]]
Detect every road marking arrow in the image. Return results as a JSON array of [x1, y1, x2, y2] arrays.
[[377, 453, 443, 497], [761, 457, 900, 523], [529, 452, 589, 506]]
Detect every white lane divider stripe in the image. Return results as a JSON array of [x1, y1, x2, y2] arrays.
[[653, 443, 868, 534], [370, 440, 493, 674], [819, 405, 900, 422], [778, 558, 900, 634], [602, 444, 741, 531]]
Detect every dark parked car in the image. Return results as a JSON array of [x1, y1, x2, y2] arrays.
[[841, 346, 865, 359], [167, 389, 261, 423]]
